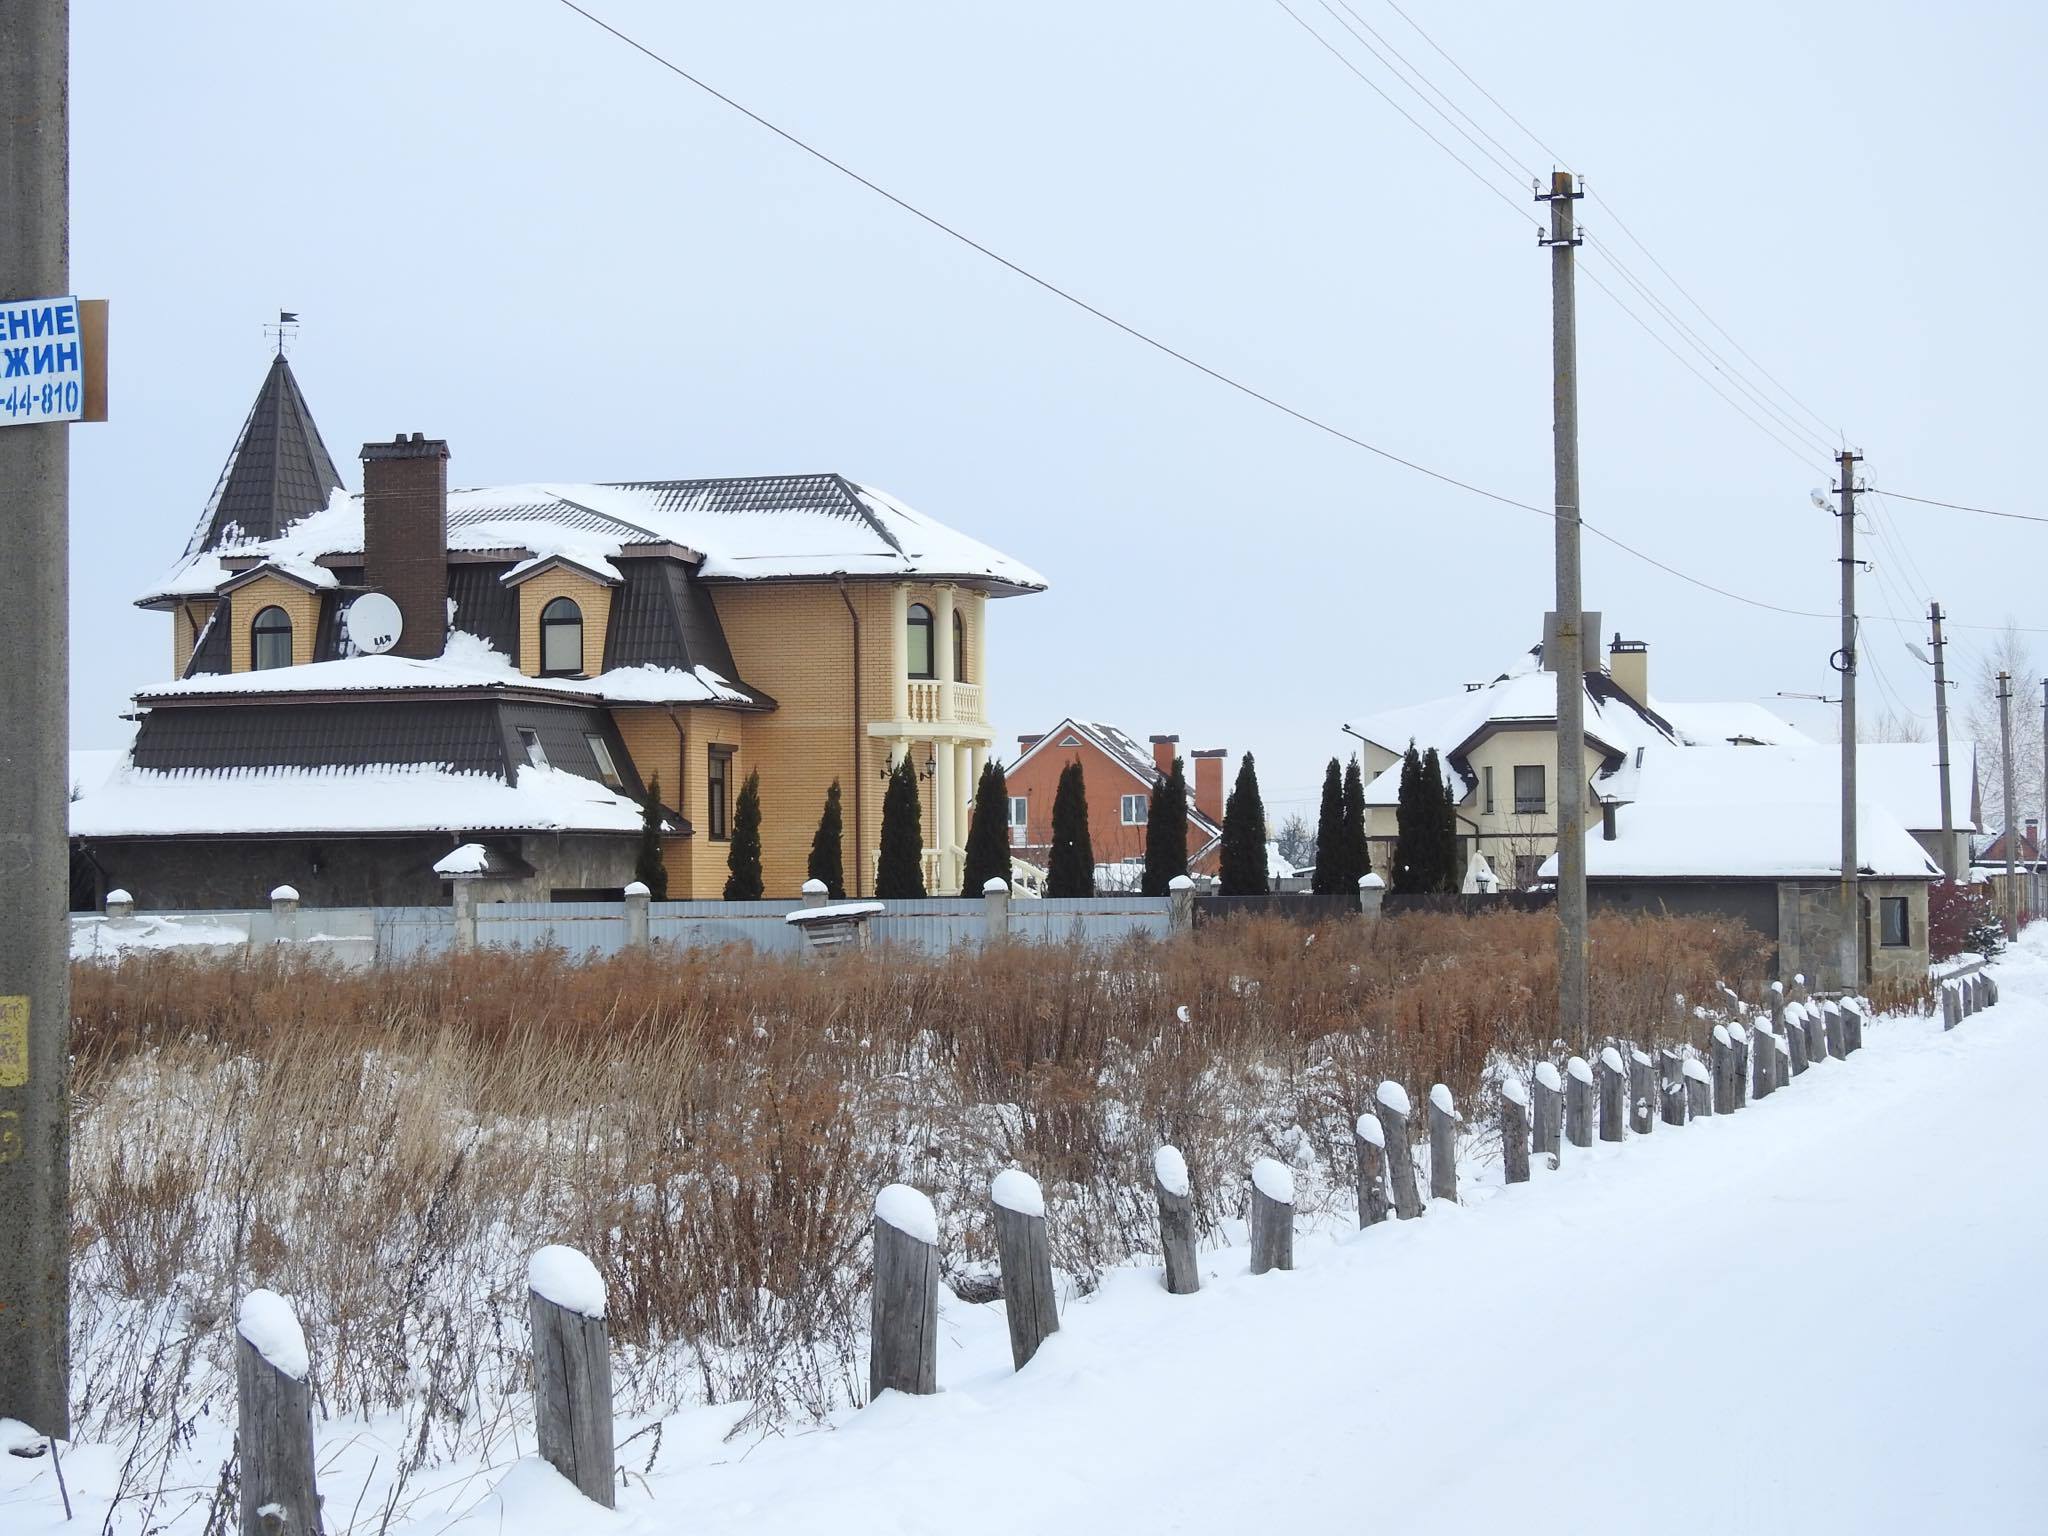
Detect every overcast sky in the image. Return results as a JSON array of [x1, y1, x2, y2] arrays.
[[68, 0, 2047, 823]]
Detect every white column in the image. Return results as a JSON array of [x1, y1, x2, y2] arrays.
[[934, 736, 958, 887], [889, 584, 910, 722], [934, 585, 957, 714], [969, 741, 988, 800], [958, 743, 976, 838]]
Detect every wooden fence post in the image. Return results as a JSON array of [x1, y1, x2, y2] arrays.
[[1751, 1023, 1776, 1100], [1683, 1055, 1713, 1120], [1502, 1078, 1531, 1184], [1769, 980, 1786, 1038], [1154, 1146, 1200, 1294], [1658, 1048, 1686, 1126], [1355, 1113, 1392, 1223], [1823, 1001, 1845, 1060], [1376, 1081, 1424, 1219], [1428, 1085, 1459, 1203], [1533, 1061, 1564, 1162], [1840, 999, 1864, 1054], [236, 1290, 321, 1536], [1729, 1023, 1751, 1107], [1785, 1001, 1810, 1075], [527, 1247, 616, 1508], [1249, 1158, 1295, 1274], [1626, 1048, 1656, 1135], [1564, 1056, 1595, 1148], [1941, 983, 1958, 1031], [1806, 999, 1829, 1064], [991, 1171, 1057, 1370], [1596, 1047, 1625, 1142], [871, 1186, 940, 1398], [1711, 1026, 1735, 1114]]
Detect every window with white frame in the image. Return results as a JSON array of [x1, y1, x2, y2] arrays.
[[584, 733, 623, 788], [1121, 793, 1148, 826], [1009, 795, 1028, 845]]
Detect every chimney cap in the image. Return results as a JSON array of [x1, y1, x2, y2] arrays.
[[1190, 748, 1227, 759], [1149, 733, 1180, 744], [360, 433, 451, 462]]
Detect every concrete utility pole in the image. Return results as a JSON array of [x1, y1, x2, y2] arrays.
[[1835, 450, 1862, 990], [2040, 676, 2046, 915], [1930, 603, 1955, 880], [1538, 170, 1588, 1041], [0, 0, 72, 1436], [1998, 671, 2017, 934]]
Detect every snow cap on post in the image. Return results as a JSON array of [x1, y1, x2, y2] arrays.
[[528, 1244, 607, 1318], [1375, 1079, 1411, 1116], [105, 887, 132, 905], [1354, 1110, 1385, 1146], [1153, 1144, 1191, 1198], [237, 1289, 310, 1380], [1598, 1046, 1624, 1075], [1167, 874, 1194, 891], [1429, 1083, 1457, 1116], [875, 1183, 938, 1246], [801, 877, 828, 895], [990, 1168, 1044, 1218], [1712, 1023, 1733, 1047], [1534, 1060, 1562, 1092], [983, 876, 1009, 894], [1360, 873, 1385, 889], [623, 879, 650, 898], [1566, 1055, 1594, 1084], [269, 884, 299, 903], [1502, 1075, 1530, 1108], [1251, 1156, 1295, 1206]]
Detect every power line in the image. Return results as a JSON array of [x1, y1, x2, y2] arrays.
[[1327, 0, 1535, 183], [1871, 489, 2048, 526]]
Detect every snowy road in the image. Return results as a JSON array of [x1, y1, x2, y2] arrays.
[[630, 944, 2048, 1536]]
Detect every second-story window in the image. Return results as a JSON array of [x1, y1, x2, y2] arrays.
[[1121, 793, 1149, 826], [250, 605, 293, 671], [1482, 765, 1495, 816], [540, 597, 584, 676], [707, 746, 733, 840], [907, 602, 934, 679], [1513, 764, 1546, 816], [953, 609, 967, 682]]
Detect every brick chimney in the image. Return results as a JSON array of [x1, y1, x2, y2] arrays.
[[1017, 733, 1044, 754], [2028, 818, 2039, 854], [1608, 634, 1649, 705], [1191, 748, 1227, 827], [1149, 733, 1180, 779], [360, 433, 449, 658]]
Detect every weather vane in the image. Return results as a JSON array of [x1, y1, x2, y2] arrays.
[[264, 309, 300, 356]]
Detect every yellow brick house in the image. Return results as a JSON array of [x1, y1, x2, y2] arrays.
[[74, 357, 1044, 907]]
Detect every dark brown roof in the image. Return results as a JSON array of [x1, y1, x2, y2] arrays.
[[183, 354, 344, 556]]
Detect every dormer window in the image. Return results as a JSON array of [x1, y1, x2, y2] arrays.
[[953, 609, 967, 682], [540, 597, 583, 676], [251, 606, 293, 671], [907, 602, 934, 679]]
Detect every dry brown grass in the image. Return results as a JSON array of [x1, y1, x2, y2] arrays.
[[67, 910, 1765, 1462]]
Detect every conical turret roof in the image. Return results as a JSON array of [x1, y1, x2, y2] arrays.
[[183, 353, 343, 555]]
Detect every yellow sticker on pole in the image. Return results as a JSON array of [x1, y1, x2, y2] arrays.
[[0, 996, 27, 1087]]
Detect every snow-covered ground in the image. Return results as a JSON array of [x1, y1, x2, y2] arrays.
[[9, 937, 2046, 1533]]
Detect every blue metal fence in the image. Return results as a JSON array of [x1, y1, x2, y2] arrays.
[[476, 901, 629, 957], [649, 900, 806, 956], [1010, 896, 1172, 946], [373, 906, 456, 962]]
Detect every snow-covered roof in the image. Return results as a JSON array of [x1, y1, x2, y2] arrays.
[[134, 630, 761, 709], [1856, 741, 1980, 834], [1653, 700, 1813, 748], [1538, 743, 1940, 881], [71, 761, 649, 839], [140, 476, 1045, 606]]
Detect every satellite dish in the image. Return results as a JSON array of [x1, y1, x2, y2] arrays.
[[344, 592, 404, 655]]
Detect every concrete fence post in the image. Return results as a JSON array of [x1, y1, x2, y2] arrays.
[[1658, 1048, 1686, 1127], [1752, 1023, 1776, 1100], [1375, 1081, 1424, 1219], [269, 883, 300, 946], [235, 1290, 321, 1536], [990, 1171, 1057, 1369], [622, 881, 651, 951], [451, 877, 479, 954], [1683, 1055, 1713, 1120], [871, 1186, 940, 1398], [1248, 1158, 1295, 1274], [104, 886, 134, 921], [1358, 872, 1385, 920], [1564, 1056, 1595, 1148], [1154, 1146, 1200, 1294], [1428, 1085, 1459, 1203], [1627, 1047, 1656, 1135], [1355, 1113, 1392, 1223], [1532, 1061, 1564, 1161], [1501, 1078, 1531, 1184], [1596, 1047, 1625, 1143], [528, 1246, 616, 1507], [983, 877, 1011, 944], [1167, 874, 1195, 933], [802, 878, 830, 909]]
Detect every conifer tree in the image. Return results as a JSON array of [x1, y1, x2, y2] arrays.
[[961, 760, 1013, 895], [875, 756, 927, 898], [1219, 752, 1270, 895], [1047, 760, 1095, 897], [1310, 758, 1345, 894], [1391, 744, 1426, 895], [1421, 747, 1458, 893], [723, 769, 765, 899], [1341, 755, 1371, 889], [807, 779, 846, 900], [1141, 757, 1190, 895], [634, 774, 669, 900]]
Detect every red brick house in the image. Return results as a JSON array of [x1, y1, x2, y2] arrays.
[[1004, 720, 1226, 880]]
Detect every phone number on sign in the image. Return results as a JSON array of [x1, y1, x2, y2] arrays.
[[0, 379, 80, 419]]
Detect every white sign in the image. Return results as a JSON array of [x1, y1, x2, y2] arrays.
[[0, 296, 84, 425]]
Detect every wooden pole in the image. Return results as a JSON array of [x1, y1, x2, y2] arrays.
[[1596, 1047, 1625, 1142], [1774, 1028, 1791, 1090], [1683, 1055, 1713, 1120], [1711, 1026, 1735, 1115], [991, 1171, 1058, 1370], [1729, 1023, 1751, 1107], [1354, 1113, 1392, 1224], [1840, 999, 1864, 1054], [1942, 983, 1958, 1031], [1658, 1047, 1686, 1127], [1502, 1079, 1531, 1184], [870, 1186, 940, 1398], [528, 1247, 616, 1508], [1823, 1001, 1845, 1061], [1428, 1085, 1459, 1203], [1752, 1023, 1776, 1100], [1248, 1158, 1295, 1274], [1785, 1001, 1810, 1075], [1626, 1047, 1656, 1135], [235, 1292, 322, 1536], [1376, 1081, 1424, 1219], [1532, 1061, 1564, 1162], [1564, 1056, 1595, 1148], [1154, 1146, 1200, 1294], [1769, 980, 1786, 1038]]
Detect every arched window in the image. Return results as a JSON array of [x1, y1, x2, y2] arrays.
[[953, 609, 967, 682], [250, 605, 293, 671], [906, 602, 934, 679], [540, 596, 584, 676]]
